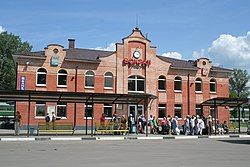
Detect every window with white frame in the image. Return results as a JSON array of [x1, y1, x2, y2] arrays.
[[104, 72, 113, 88], [36, 68, 47, 86], [210, 107, 217, 119], [196, 105, 202, 117], [57, 69, 67, 86], [158, 75, 166, 91], [174, 104, 182, 118], [104, 104, 112, 117], [210, 79, 216, 93], [158, 104, 166, 118], [85, 71, 94, 87], [56, 102, 67, 117], [195, 78, 202, 92], [35, 102, 46, 117], [85, 104, 93, 118], [128, 75, 145, 93], [174, 76, 182, 92]]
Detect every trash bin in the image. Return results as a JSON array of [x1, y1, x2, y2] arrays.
[[132, 124, 136, 133], [29, 127, 35, 135]]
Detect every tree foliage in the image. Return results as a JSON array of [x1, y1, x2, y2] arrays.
[[229, 68, 250, 98], [0, 31, 32, 90]]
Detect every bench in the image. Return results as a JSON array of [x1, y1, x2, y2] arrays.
[[95, 122, 129, 135], [37, 122, 74, 135]]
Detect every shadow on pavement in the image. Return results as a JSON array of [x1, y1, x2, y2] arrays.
[[219, 139, 250, 145]]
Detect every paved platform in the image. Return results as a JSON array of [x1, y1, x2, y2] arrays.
[[0, 130, 249, 141]]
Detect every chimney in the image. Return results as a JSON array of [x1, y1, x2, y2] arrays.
[[68, 39, 75, 49]]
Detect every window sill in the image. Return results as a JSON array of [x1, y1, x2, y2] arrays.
[[85, 86, 94, 89], [84, 117, 94, 120], [195, 91, 202, 94], [174, 90, 182, 93], [36, 84, 46, 87], [210, 92, 217, 94], [158, 90, 166, 92], [57, 85, 67, 88], [104, 87, 113, 90], [128, 91, 145, 93]]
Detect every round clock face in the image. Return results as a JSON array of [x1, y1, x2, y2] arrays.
[[133, 51, 141, 59]]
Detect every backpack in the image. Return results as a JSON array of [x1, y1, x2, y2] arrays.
[[45, 115, 50, 122]]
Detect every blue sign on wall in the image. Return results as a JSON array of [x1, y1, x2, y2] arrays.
[[51, 56, 59, 66], [20, 76, 26, 90]]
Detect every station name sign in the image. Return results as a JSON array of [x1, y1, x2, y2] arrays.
[[123, 58, 151, 67]]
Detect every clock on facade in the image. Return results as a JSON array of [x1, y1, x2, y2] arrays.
[[133, 51, 141, 59]]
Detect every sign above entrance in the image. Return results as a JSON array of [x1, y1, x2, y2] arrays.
[[123, 58, 151, 67]]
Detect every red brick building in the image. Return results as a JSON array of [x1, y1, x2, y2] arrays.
[[13, 28, 231, 128]]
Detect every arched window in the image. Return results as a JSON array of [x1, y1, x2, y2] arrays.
[[85, 71, 95, 87], [158, 75, 166, 91], [36, 68, 47, 86], [128, 75, 145, 93], [104, 72, 113, 88], [210, 79, 216, 93], [195, 78, 202, 92], [174, 76, 182, 91], [57, 69, 67, 86]]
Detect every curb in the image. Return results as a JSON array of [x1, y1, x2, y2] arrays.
[[0, 135, 249, 142]]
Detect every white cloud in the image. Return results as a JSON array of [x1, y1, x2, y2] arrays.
[[93, 43, 116, 51], [192, 31, 250, 70], [161, 51, 182, 59], [0, 26, 5, 33]]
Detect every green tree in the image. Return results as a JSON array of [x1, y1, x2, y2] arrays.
[[229, 68, 250, 98], [0, 31, 32, 90]]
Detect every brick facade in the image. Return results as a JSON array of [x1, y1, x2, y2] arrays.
[[14, 28, 231, 127]]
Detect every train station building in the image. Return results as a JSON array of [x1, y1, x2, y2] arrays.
[[12, 27, 232, 128]]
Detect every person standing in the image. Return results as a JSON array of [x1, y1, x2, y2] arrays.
[[52, 112, 56, 130], [45, 113, 50, 130], [14, 111, 22, 135], [206, 115, 213, 135]]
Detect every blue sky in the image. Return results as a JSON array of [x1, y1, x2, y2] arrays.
[[1, 0, 250, 72]]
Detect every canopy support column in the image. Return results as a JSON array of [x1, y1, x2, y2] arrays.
[[27, 93, 31, 137]]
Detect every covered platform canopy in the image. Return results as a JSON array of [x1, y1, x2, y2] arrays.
[[201, 97, 250, 134], [0, 90, 157, 136], [201, 97, 250, 107], [0, 90, 157, 104]]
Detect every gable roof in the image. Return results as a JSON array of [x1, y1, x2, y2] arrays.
[[157, 55, 198, 70], [65, 48, 114, 62]]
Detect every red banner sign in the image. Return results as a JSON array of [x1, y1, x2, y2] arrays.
[[123, 58, 151, 67]]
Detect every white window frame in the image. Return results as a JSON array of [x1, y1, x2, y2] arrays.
[[128, 75, 145, 93], [210, 79, 217, 93], [36, 68, 47, 86], [35, 102, 46, 118], [174, 76, 182, 92], [85, 71, 95, 88], [158, 75, 166, 91], [158, 104, 166, 119], [195, 78, 202, 93], [104, 104, 112, 119], [57, 69, 67, 87], [56, 103, 67, 119], [104, 72, 113, 89], [84, 104, 93, 119], [174, 104, 182, 119]]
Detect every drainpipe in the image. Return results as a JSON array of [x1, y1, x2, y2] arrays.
[[187, 74, 190, 116]]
